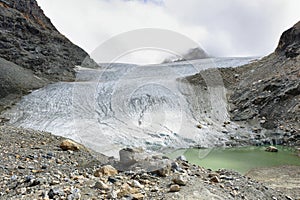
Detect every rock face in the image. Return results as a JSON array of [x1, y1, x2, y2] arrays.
[[0, 57, 47, 99], [0, 0, 91, 81], [276, 21, 300, 58], [163, 47, 209, 63], [0, 0, 96, 112]]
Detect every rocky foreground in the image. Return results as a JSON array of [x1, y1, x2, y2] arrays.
[[0, 125, 297, 200]]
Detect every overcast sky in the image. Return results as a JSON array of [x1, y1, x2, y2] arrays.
[[36, 0, 300, 64]]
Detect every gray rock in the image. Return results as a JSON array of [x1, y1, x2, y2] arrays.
[[176, 155, 187, 162], [265, 146, 278, 152], [172, 175, 188, 186], [107, 190, 118, 199], [119, 147, 144, 166], [68, 188, 81, 200], [94, 181, 110, 190], [169, 184, 181, 192], [131, 180, 143, 188], [210, 176, 221, 183]]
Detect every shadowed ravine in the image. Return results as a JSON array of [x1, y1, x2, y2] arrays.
[[3, 57, 255, 156]]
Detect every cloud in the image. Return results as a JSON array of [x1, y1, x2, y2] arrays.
[[163, 0, 300, 57], [36, 0, 300, 64]]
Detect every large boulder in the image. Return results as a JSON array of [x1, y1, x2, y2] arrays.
[[119, 147, 145, 166]]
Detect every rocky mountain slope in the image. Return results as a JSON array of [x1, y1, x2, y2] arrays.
[[0, 0, 96, 112], [185, 21, 300, 146], [230, 21, 300, 132]]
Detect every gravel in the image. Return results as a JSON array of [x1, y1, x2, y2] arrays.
[[0, 125, 292, 199]]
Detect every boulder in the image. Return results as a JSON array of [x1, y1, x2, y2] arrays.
[[172, 174, 188, 186], [210, 176, 221, 183], [265, 146, 278, 152], [59, 139, 81, 151], [169, 184, 181, 192], [119, 147, 144, 166], [94, 181, 109, 190], [94, 165, 118, 177], [152, 163, 171, 177], [132, 193, 145, 200]]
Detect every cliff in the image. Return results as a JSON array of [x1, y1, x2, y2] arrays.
[[0, 0, 96, 112]]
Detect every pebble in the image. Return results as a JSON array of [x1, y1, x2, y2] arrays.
[[50, 180, 60, 185], [94, 181, 110, 190], [20, 187, 26, 194], [285, 195, 293, 200], [150, 186, 159, 192], [132, 193, 145, 200], [169, 184, 181, 192], [265, 146, 278, 152], [10, 175, 17, 181], [153, 165, 171, 177], [29, 179, 40, 187], [107, 190, 118, 199], [210, 176, 221, 183], [68, 188, 81, 200], [131, 180, 143, 188], [220, 175, 233, 180], [41, 165, 47, 169], [176, 155, 187, 162], [208, 173, 220, 178], [94, 165, 118, 177], [18, 165, 26, 169], [172, 175, 188, 186], [108, 176, 117, 183]]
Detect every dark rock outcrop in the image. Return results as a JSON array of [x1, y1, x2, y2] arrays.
[[163, 47, 209, 63], [276, 21, 300, 58], [0, 0, 96, 112], [0, 0, 93, 81], [0, 57, 47, 112]]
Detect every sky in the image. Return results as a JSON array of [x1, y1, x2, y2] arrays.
[[36, 0, 300, 64]]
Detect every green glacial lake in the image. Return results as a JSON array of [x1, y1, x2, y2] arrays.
[[168, 146, 300, 174]]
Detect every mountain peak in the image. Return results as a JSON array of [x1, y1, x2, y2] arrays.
[[163, 47, 209, 63]]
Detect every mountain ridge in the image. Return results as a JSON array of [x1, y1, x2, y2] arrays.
[[0, 0, 96, 112], [185, 21, 300, 145]]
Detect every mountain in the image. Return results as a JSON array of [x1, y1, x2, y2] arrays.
[[0, 0, 96, 112], [185, 21, 300, 145], [163, 47, 209, 63], [229, 21, 300, 132]]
